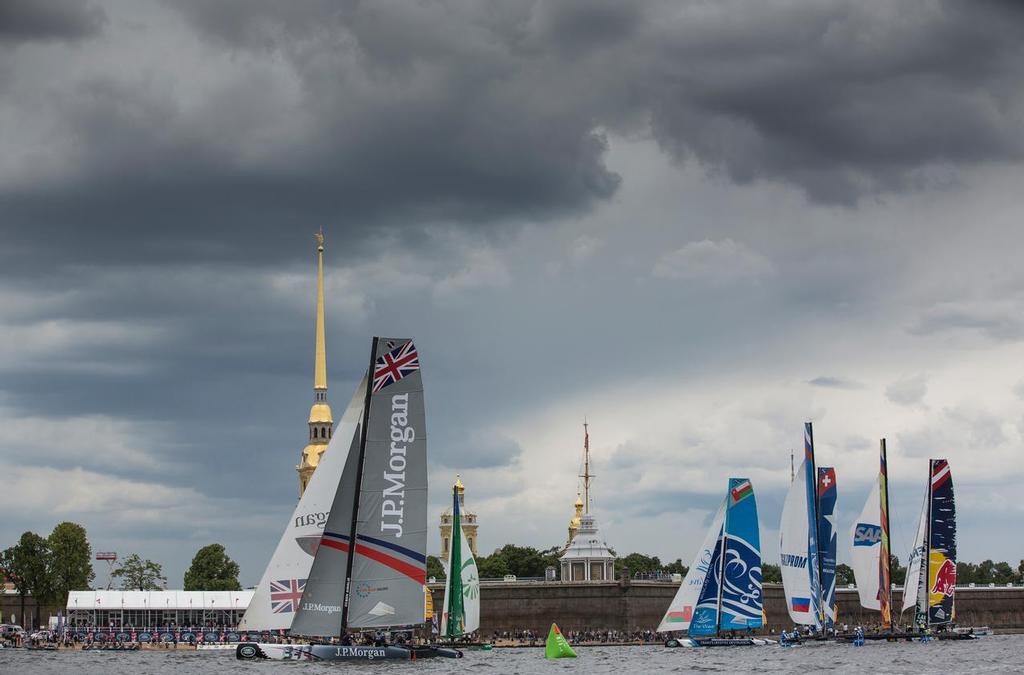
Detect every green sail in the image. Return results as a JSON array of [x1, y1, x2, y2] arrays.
[[544, 623, 577, 659], [444, 484, 465, 638]]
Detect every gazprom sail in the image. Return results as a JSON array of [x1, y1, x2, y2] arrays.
[[903, 459, 957, 629], [779, 423, 837, 631], [660, 478, 768, 647]]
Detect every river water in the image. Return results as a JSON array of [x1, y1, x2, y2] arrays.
[[3, 635, 1022, 674]]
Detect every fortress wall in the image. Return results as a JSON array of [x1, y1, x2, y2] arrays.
[[428, 581, 1024, 635]]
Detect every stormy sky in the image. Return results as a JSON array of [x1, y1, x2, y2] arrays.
[[2, 0, 1024, 586]]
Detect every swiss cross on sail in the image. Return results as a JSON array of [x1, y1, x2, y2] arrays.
[[372, 341, 420, 393]]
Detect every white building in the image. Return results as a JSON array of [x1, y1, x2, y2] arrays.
[[66, 590, 253, 629]]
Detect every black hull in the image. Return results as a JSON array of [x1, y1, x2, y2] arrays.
[[236, 642, 463, 661]]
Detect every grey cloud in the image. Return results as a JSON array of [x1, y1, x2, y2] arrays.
[[887, 374, 928, 407], [432, 430, 523, 470], [0, 0, 106, 43], [809, 375, 862, 390], [909, 302, 1024, 341]]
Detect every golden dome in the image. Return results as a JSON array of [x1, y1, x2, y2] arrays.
[[308, 402, 333, 424], [300, 443, 327, 469], [454, 475, 464, 493], [574, 493, 584, 508]]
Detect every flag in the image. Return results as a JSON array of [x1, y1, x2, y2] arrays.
[[372, 341, 420, 393], [730, 479, 753, 504], [791, 597, 811, 612]]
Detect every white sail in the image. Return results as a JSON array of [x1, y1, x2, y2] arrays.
[[460, 525, 480, 634], [849, 481, 881, 610], [902, 490, 929, 613], [441, 525, 480, 636], [779, 459, 819, 627], [239, 376, 366, 631], [656, 499, 726, 632]]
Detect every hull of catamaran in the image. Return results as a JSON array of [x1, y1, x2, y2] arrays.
[[236, 643, 462, 661], [665, 637, 775, 648]]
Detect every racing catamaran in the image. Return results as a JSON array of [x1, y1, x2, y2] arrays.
[[848, 439, 894, 631], [659, 478, 770, 647], [238, 337, 460, 661], [440, 480, 480, 641], [902, 459, 957, 633], [779, 422, 838, 636]]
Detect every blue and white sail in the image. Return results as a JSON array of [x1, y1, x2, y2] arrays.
[[657, 500, 727, 632], [779, 423, 826, 628], [817, 467, 838, 627], [688, 479, 763, 637]]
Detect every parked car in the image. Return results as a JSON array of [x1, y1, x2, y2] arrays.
[[0, 624, 26, 639]]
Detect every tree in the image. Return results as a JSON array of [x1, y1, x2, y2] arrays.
[[615, 553, 662, 577], [889, 555, 906, 585], [1, 532, 52, 628], [426, 555, 446, 580], [112, 553, 166, 591], [835, 563, 855, 586], [663, 558, 689, 576], [47, 522, 93, 605], [183, 544, 241, 591], [761, 563, 782, 583]]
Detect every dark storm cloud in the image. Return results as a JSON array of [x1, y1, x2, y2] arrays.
[[0, 0, 106, 43], [4, 0, 1024, 277]]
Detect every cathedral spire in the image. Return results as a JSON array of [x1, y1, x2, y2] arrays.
[[313, 228, 327, 398], [297, 230, 334, 497]]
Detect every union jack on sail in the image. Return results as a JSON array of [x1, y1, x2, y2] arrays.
[[372, 341, 420, 393], [270, 578, 306, 614]]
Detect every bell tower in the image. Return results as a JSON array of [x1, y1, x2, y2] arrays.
[[296, 230, 334, 497]]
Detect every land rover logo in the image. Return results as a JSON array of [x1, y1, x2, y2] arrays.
[[239, 645, 257, 658]]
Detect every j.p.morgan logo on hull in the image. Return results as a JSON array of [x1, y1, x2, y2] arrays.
[[336, 647, 387, 659]]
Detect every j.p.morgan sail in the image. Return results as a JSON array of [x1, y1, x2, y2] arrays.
[[849, 439, 893, 628], [779, 423, 837, 630], [441, 483, 480, 638], [239, 338, 460, 662], [903, 459, 957, 629], [239, 376, 367, 632], [663, 478, 768, 647]]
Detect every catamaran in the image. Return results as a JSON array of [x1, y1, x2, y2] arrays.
[[440, 481, 481, 642], [779, 422, 838, 638], [237, 337, 461, 661], [902, 458, 961, 636], [848, 439, 895, 635], [659, 478, 771, 647]]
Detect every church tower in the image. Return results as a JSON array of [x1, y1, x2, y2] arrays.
[[439, 476, 479, 563], [296, 231, 334, 497]]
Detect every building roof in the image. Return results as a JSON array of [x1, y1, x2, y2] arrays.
[[560, 514, 615, 561], [67, 590, 254, 611]]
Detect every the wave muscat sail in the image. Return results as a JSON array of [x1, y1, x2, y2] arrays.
[[657, 501, 726, 632], [240, 376, 367, 631], [816, 467, 838, 627], [689, 478, 762, 637]]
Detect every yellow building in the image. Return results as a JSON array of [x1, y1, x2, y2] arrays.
[[296, 232, 334, 497], [439, 476, 479, 563]]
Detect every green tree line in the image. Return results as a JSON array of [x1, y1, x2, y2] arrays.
[[1, 523, 242, 628]]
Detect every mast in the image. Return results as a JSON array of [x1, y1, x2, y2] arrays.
[[790, 450, 794, 483], [340, 337, 379, 632], [879, 439, 893, 631], [445, 481, 465, 637], [715, 492, 729, 637], [923, 460, 934, 630], [580, 421, 593, 514], [806, 422, 825, 630]]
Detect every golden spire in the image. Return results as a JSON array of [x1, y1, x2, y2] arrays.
[[313, 228, 327, 393], [454, 474, 465, 493], [580, 421, 593, 514]]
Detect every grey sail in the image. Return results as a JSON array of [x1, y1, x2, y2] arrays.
[[347, 338, 427, 628], [289, 385, 366, 637]]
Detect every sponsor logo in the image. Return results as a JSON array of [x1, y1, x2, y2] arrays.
[[356, 583, 389, 598], [854, 524, 882, 546], [238, 645, 258, 658], [335, 647, 387, 659], [780, 553, 808, 568], [381, 393, 413, 537], [294, 535, 321, 556], [368, 601, 396, 617], [931, 558, 956, 597], [302, 602, 343, 615], [294, 511, 330, 529]]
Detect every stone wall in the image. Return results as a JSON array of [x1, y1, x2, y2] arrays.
[[429, 580, 1024, 635], [0, 593, 62, 630]]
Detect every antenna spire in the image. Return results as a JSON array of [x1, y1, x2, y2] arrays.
[[579, 420, 593, 514]]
